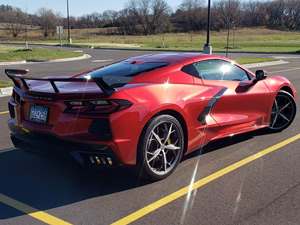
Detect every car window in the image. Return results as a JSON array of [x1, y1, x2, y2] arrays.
[[182, 59, 249, 81], [90, 61, 168, 78]]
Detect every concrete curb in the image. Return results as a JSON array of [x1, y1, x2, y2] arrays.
[[45, 53, 91, 62], [0, 60, 26, 66], [0, 54, 91, 66], [243, 60, 289, 69]]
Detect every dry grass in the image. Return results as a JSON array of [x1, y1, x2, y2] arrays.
[[1, 27, 300, 52]]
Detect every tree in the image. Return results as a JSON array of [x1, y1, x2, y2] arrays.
[[1, 5, 27, 37], [282, 0, 300, 30], [180, 0, 205, 31], [214, 0, 241, 29], [241, 1, 268, 27], [127, 0, 171, 35], [116, 8, 139, 35], [37, 8, 60, 37]]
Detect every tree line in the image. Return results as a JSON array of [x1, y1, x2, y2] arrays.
[[1, 0, 300, 38]]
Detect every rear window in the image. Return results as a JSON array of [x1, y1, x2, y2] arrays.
[[90, 61, 168, 78]]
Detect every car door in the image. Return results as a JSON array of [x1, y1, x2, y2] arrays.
[[192, 59, 273, 138]]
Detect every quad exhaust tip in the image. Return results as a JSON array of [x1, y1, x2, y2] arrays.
[[89, 155, 113, 166], [70, 151, 115, 167]]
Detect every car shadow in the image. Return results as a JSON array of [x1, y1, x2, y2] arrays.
[[0, 128, 272, 220], [0, 146, 151, 220], [183, 128, 271, 160]]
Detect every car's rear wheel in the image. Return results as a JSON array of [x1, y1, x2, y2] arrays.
[[138, 115, 185, 181], [269, 90, 296, 132]]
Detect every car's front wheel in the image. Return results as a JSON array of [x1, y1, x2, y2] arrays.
[[137, 114, 185, 181], [269, 90, 296, 132]]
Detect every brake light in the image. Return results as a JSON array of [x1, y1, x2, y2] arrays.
[[64, 99, 132, 114]]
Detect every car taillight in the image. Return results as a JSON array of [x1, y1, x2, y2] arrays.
[[64, 99, 132, 115]]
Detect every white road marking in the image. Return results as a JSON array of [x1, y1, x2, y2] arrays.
[[273, 56, 300, 59], [243, 60, 289, 69], [270, 67, 300, 73]]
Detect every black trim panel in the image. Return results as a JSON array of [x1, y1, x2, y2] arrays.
[[198, 87, 227, 124]]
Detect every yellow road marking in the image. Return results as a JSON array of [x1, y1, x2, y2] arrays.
[[0, 111, 9, 115], [111, 133, 300, 225], [0, 194, 72, 225]]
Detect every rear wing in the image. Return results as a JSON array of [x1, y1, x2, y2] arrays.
[[5, 69, 115, 96]]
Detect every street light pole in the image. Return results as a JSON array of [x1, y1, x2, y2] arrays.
[[67, 0, 72, 44], [203, 0, 212, 54]]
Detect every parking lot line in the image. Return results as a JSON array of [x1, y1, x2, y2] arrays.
[[111, 133, 300, 225], [0, 194, 72, 225], [0, 111, 9, 115]]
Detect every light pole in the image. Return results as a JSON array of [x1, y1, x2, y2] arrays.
[[203, 0, 212, 54], [225, 0, 231, 57], [67, 0, 72, 44]]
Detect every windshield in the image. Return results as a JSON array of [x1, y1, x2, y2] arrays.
[[90, 61, 168, 78]]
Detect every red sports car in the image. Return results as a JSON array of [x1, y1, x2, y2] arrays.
[[6, 53, 297, 180]]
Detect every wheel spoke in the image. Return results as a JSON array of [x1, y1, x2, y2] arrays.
[[162, 150, 167, 171], [271, 113, 278, 128], [163, 123, 174, 145], [148, 148, 162, 162], [274, 98, 279, 111], [279, 113, 290, 122], [165, 144, 180, 151], [279, 102, 291, 112], [151, 130, 163, 146]]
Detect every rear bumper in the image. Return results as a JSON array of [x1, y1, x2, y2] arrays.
[[8, 92, 145, 166], [9, 122, 120, 167]]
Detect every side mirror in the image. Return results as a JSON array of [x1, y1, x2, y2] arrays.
[[255, 70, 267, 81]]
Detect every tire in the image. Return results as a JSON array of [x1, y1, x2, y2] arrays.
[[268, 90, 296, 132], [137, 114, 185, 181]]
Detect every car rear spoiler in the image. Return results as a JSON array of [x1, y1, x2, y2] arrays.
[[5, 69, 119, 96]]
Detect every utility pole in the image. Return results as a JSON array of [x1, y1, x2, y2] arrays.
[[67, 0, 72, 44], [203, 0, 212, 54]]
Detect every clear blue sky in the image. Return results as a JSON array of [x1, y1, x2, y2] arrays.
[[2, 0, 184, 16]]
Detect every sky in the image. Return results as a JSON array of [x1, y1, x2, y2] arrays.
[[2, 0, 184, 16]]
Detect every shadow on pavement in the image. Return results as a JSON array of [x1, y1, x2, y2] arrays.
[[0, 147, 149, 220], [184, 128, 272, 160], [0, 128, 272, 220]]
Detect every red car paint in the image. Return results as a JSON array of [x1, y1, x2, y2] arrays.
[[7, 53, 297, 165]]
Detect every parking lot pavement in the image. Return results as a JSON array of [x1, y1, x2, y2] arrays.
[[0, 49, 299, 225]]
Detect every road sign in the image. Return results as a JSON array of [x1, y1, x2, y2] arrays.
[[56, 26, 64, 35], [56, 26, 64, 46]]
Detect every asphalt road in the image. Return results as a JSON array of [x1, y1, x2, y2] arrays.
[[0, 47, 299, 225]]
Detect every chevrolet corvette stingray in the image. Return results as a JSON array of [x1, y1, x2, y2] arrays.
[[5, 53, 297, 180]]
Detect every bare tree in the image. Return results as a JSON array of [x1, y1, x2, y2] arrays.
[[102, 10, 119, 27], [116, 8, 138, 35], [283, 0, 300, 30], [241, 1, 268, 27], [3, 7, 27, 37], [214, 0, 241, 29], [127, 0, 171, 35], [37, 8, 60, 37], [178, 0, 205, 31]]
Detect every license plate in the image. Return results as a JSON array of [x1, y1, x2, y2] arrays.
[[29, 105, 49, 123]]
